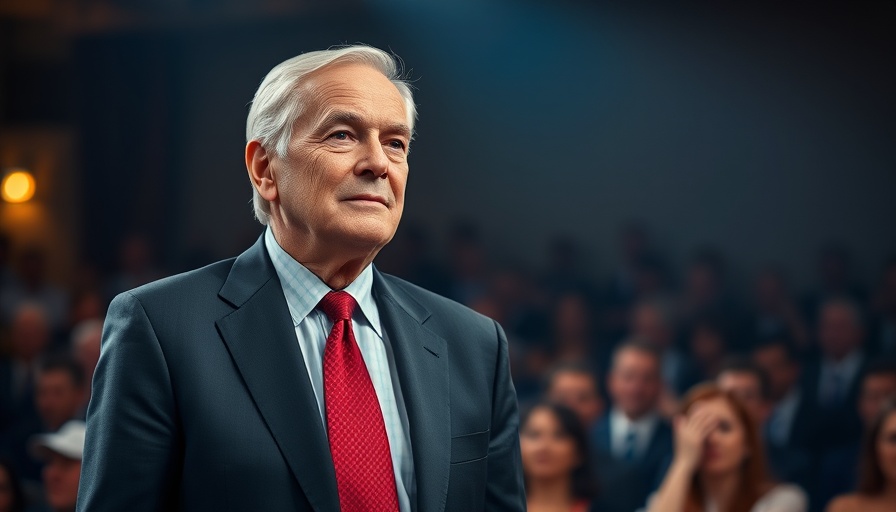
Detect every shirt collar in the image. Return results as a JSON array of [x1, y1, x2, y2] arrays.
[[610, 408, 658, 434], [823, 349, 863, 375], [264, 227, 382, 336]]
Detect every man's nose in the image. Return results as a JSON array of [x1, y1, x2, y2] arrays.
[[354, 138, 389, 179]]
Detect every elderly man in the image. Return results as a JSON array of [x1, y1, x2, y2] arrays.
[[77, 45, 524, 512]]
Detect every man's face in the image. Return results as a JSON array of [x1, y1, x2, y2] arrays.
[[547, 372, 603, 428], [630, 305, 671, 349], [11, 307, 50, 360], [608, 349, 662, 420], [716, 371, 769, 425], [753, 345, 798, 402], [42, 453, 81, 511], [818, 303, 863, 360], [859, 374, 896, 427], [268, 62, 410, 256], [36, 371, 84, 431]]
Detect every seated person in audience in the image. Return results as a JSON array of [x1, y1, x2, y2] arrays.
[[0, 303, 52, 433], [802, 297, 867, 451], [687, 315, 730, 382], [747, 267, 809, 351], [630, 298, 700, 400], [870, 257, 896, 356], [645, 383, 807, 512], [0, 458, 26, 512], [716, 357, 771, 427], [592, 341, 673, 512], [817, 361, 896, 508], [29, 421, 85, 512], [70, 320, 102, 407], [1, 355, 86, 483], [520, 401, 596, 512], [544, 362, 605, 431], [752, 339, 815, 492], [825, 400, 896, 512]]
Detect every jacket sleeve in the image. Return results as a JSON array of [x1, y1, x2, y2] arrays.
[[77, 292, 181, 512], [485, 320, 527, 511]]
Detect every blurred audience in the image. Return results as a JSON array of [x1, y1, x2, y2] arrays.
[[687, 315, 731, 382], [0, 223, 889, 512], [803, 298, 867, 451], [1, 355, 86, 483], [592, 341, 673, 512], [826, 401, 896, 512], [630, 298, 699, 398], [520, 401, 596, 512], [28, 421, 85, 512], [716, 357, 771, 427], [645, 384, 807, 512], [817, 361, 896, 508], [802, 244, 867, 327], [70, 320, 102, 401], [678, 249, 739, 337], [870, 257, 896, 356], [102, 233, 163, 303], [747, 267, 809, 350], [0, 459, 25, 512], [752, 338, 814, 492], [0, 249, 68, 336], [0, 303, 52, 432], [544, 362, 604, 431]]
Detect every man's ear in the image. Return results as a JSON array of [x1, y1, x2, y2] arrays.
[[246, 140, 278, 202]]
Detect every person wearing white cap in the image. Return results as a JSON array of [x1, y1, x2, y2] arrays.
[[30, 421, 84, 512]]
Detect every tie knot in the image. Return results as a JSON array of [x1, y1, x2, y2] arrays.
[[318, 291, 357, 322]]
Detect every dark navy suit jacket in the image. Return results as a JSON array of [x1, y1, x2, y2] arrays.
[[76, 236, 525, 512], [590, 413, 673, 512]]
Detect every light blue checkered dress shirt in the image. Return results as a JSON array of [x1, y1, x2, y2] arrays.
[[264, 228, 415, 511]]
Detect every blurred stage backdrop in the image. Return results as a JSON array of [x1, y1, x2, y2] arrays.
[[0, 0, 894, 291]]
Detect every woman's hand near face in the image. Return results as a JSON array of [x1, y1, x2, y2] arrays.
[[673, 405, 719, 472]]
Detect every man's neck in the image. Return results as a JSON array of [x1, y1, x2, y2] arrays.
[[616, 408, 655, 424], [271, 225, 380, 290]]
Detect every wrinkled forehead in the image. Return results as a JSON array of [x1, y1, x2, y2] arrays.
[[297, 62, 411, 129]]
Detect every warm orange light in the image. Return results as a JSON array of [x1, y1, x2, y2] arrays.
[[2, 170, 36, 203]]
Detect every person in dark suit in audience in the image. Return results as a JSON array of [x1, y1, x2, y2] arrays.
[[752, 338, 815, 491], [2, 355, 86, 484], [825, 400, 896, 512], [817, 361, 896, 509], [802, 297, 868, 451], [630, 299, 700, 398], [591, 341, 673, 512], [76, 45, 525, 512], [0, 303, 51, 435]]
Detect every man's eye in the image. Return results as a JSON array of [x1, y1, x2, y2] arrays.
[[388, 140, 406, 150], [329, 131, 349, 140]]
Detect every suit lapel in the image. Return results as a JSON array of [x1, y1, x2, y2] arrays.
[[374, 272, 450, 512], [215, 237, 339, 512]]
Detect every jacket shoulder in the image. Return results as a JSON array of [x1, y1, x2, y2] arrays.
[[118, 258, 237, 307], [379, 272, 494, 329]]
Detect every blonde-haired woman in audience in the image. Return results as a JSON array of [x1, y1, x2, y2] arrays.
[[826, 401, 896, 512], [644, 383, 806, 512]]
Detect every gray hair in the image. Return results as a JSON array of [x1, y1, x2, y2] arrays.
[[245, 44, 417, 225]]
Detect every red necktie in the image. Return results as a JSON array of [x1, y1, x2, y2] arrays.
[[318, 291, 399, 512]]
